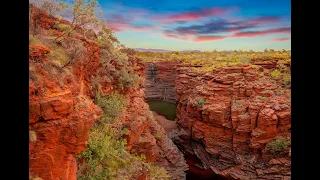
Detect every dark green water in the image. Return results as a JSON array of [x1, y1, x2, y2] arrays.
[[147, 100, 177, 120]]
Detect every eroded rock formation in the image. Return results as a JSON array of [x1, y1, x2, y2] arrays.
[[29, 7, 187, 180], [144, 59, 291, 179], [145, 61, 181, 103], [172, 65, 291, 180]]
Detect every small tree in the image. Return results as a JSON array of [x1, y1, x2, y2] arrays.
[[54, 0, 104, 41], [29, 0, 68, 35]]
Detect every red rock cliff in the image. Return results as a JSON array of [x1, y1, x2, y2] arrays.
[[29, 7, 187, 179], [29, 42, 103, 180], [172, 64, 291, 180], [145, 61, 181, 103]]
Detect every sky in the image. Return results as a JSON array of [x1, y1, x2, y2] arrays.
[[97, 0, 291, 51]]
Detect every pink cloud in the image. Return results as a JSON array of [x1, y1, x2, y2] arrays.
[[153, 7, 235, 23], [271, 38, 290, 42], [165, 27, 291, 42], [194, 36, 226, 42], [230, 27, 291, 38]]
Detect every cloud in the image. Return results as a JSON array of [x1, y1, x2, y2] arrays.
[[152, 7, 235, 23], [164, 16, 284, 37], [130, 25, 156, 31], [162, 16, 289, 42], [194, 36, 226, 42], [230, 27, 291, 38], [105, 13, 156, 32], [270, 37, 290, 42], [164, 26, 291, 42]]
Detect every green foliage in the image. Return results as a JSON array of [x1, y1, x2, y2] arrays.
[[149, 164, 171, 180], [78, 92, 170, 179], [30, 0, 68, 16], [266, 136, 291, 154], [95, 93, 126, 124], [77, 124, 131, 180], [269, 69, 282, 79], [197, 98, 205, 105], [29, 35, 43, 45], [238, 55, 251, 64], [118, 67, 142, 89], [45, 46, 69, 67], [283, 73, 291, 88], [54, 22, 76, 37], [136, 50, 291, 73]]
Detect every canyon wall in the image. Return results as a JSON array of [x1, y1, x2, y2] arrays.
[[29, 42, 103, 180], [144, 59, 291, 179], [144, 61, 180, 103], [172, 65, 291, 180], [29, 7, 187, 180], [118, 58, 188, 180]]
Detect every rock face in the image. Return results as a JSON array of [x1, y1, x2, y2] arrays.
[[29, 43, 103, 180], [29, 7, 187, 179], [173, 65, 291, 180], [122, 59, 188, 179], [145, 61, 180, 103]]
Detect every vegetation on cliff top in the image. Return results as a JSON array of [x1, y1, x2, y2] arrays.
[[136, 50, 291, 75]]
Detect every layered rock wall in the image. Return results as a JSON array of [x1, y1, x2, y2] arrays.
[[145, 61, 180, 103], [172, 65, 291, 180]]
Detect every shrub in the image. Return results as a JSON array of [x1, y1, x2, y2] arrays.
[[269, 69, 282, 79], [149, 164, 171, 180], [238, 55, 251, 64], [45, 47, 69, 67], [63, 40, 86, 67], [266, 136, 291, 154], [95, 93, 126, 124], [118, 67, 142, 89], [197, 98, 205, 105], [283, 73, 291, 88], [29, 35, 43, 45], [77, 124, 130, 180]]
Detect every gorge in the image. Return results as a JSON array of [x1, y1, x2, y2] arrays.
[[29, 3, 291, 180]]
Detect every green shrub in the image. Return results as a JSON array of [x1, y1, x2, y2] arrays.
[[54, 22, 76, 37], [197, 98, 205, 105], [149, 164, 171, 180], [283, 73, 291, 88], [95, 93, 126, 124], [266, 136, 291, 154], [77, 124, 130, 180], [45, 47, 69, 67], [269, 69, 282, 79], [238, 55, 251, 64], [29, 35, 43, 45], [118, 67, 142, 89]]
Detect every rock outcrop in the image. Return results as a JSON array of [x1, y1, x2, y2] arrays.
[[145, 61, 180, 103], [29, 7, 187, 179], [122, 59, 188, 179], [172, 65, 291, 180], [29, 43, 103, 180]]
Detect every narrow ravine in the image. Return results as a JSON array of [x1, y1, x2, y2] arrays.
[[145, 61, 231, 179], [146, 99, 229, 179]]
